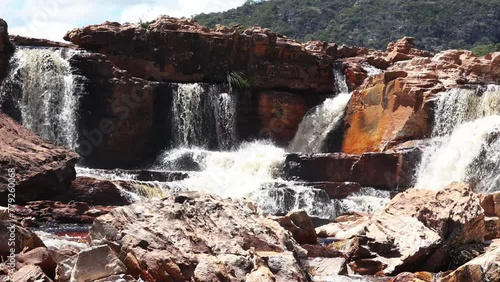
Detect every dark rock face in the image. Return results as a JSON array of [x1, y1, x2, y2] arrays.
[[284, 149, 421, 191], [0, 18, 15, 82], [0, 113, 79, 205]]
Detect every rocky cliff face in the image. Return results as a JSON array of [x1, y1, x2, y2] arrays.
[[64, 17, 336, 93], [341, 38, 500, 154]]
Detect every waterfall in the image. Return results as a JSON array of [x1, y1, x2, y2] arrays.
[[415, 85, 500, 192], [288, 93, 351, 153], [171, 83, 237, 150], [288, 64, 351, 153], [0, 47, 82, 150]]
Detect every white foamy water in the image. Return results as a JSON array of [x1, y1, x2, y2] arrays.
[[288, 93, 351, 153], [157, 140, 336, 218], [334, 188, 390, 215], [362, 64, 383, 76], [415, 85, 500, 192], [0, 47, 83, 150]]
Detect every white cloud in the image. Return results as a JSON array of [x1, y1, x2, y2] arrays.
[[4, 0, 246, 42]]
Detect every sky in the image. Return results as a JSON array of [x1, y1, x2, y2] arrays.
[[0, 0, 247, 42]]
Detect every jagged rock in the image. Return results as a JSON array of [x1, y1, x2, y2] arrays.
[[10, 201, 112, 224], [11, 265, 53, 282], [481, 191, 500, 217], [9, 35, 77, 48], [0, 113, 79, 205], [55, 245, 127, 282], [16, 247, 57, 278], [440, 247, 500, 282], [87, 192, 309, 281], [303, 257, 348, 279], [64, 16, 335, 93], [0, 221, 45, 257], [275, 210, 317, 245], [342, 48, 500, 154]]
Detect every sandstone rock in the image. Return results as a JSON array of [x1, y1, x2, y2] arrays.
[[304, 182, 361, 199], [10, 265, 53, 282], [64, 16, 335, 93], [316, 213, 371, 239], [481, 191, 500, 217], [11, 201, 97, 224], [384, 182, 486, 271], [0, 113, 79, 204], [70, 53, 158, 168], [55, 245, 127, 282], [58, 177, 133, 206], [440, 247, 500, 282], [88, 192, 309, 281], [16, 247, 57, 278], [258, 91, 309, 145], [9, 35, 77, 48], [284, 150, 420, 191], [388, 271, 434, 282], [0, 221, 45, 257], [275, 210, 317, 245], [485, 216, 500, 240], [303, 257, 348, 279], [342, 48, 500, 154], [348, 214, 441, 275]]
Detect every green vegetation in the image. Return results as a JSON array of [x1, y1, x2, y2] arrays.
[[195, 0, 500, 53], [227, 71, 251, 89]]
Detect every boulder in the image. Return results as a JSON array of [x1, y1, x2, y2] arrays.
[[440, 247, 500, 282], [58, 177, 133, 206], [0, 112, 79, 205], [10, 265, 53, 282], [88, 192, 309, 281], [274, 210, 317, 245], [0, 221, 45, 257], [55, 245, 127, 282], [16, 247, 57, 278]]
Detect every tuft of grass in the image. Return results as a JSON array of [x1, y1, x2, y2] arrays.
[[227, 71, 251, 89]]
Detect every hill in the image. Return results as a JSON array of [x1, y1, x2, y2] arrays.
[[195, 0, 500, 54]]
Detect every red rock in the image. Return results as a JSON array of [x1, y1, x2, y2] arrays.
[[0, 221, 45, 257], [258, 91, 309, 145], [481, 192, 500, 217], [11, 201, 108, 224], [58, 177, 133, 206], [10, 265, 53, 282], [64, 16, 335, 93], [0, 113, 79, 205], [305, 182, 361, 199], [275, 210, 317, 245], [9, 35, 77, 48], [284, 150, 420, 191], [16, 247, 57, 278], [389, 271, 434, 282]]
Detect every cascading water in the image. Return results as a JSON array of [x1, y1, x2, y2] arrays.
[[171, 83, 237, 150], [288, 63, 352, 153], [415, 85, 500, 192], [0, 47, 82, 150]]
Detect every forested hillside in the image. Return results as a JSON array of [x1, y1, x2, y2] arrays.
[[195, 0, 500, 54]]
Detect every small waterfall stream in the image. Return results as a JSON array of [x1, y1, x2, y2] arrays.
[[288, 63, 352, 153], [171, 83, 237, 150], [0, 47, 83, 150], [415, 85, 500, 192]]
